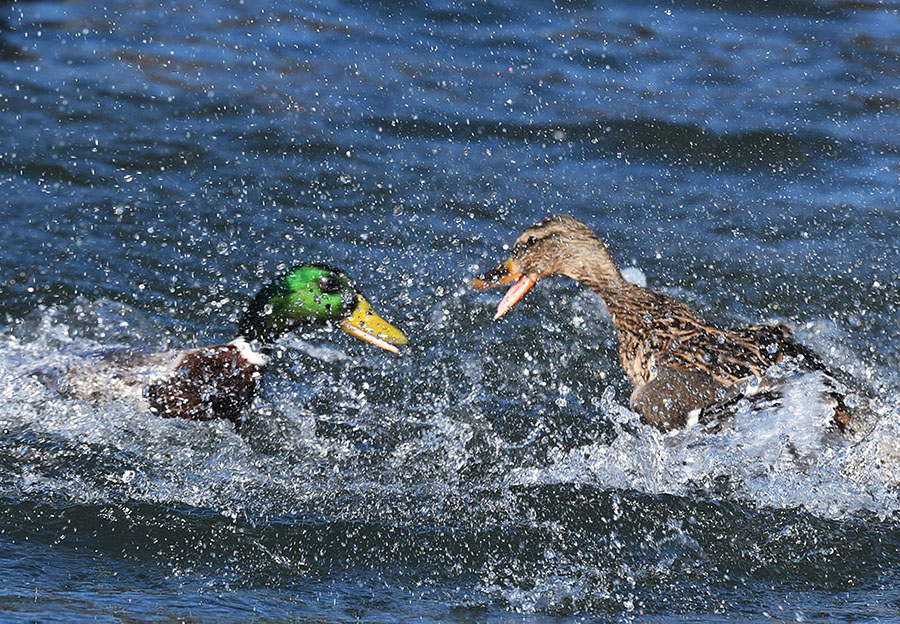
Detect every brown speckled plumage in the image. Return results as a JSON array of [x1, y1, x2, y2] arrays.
[[482, 215, 851, 432]]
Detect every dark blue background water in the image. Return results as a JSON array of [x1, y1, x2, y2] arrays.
[[2, 0, 899, 621]]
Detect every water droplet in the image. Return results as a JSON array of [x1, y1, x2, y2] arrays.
[[601, 385, 616, 404]]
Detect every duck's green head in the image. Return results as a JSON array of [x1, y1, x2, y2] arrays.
[[238, 264, 408, 353]]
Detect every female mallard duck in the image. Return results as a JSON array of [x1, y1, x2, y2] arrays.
[[35, 264, 408, 425], [473, 215, 850, 432]]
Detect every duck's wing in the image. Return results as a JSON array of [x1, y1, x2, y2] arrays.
[[643, 323, 853, 432], [655, 321, 829, 384], [656, 322, 796, 384], [629, 366, 742, 430]]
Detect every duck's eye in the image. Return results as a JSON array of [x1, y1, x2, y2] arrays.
[[319, 275, 343, 294], [512, 241, 531, 257]]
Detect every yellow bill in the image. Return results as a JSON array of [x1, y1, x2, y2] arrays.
[[341, 295, 409, 353]]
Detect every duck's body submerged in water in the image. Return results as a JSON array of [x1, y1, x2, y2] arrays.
[[474, 215, 852, 432], [34, 264, 408, 425]]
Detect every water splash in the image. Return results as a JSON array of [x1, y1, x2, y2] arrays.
[[3, 297, 898, 527]]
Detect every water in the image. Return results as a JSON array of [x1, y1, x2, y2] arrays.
[[2, 0, 899, 620]]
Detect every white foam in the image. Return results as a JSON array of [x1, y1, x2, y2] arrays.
[[621, 266, 647, 287], [2, 300, 899, 523], [506, 369, 900, 520]]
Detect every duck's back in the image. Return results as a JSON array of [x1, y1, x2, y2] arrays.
[[31, 342, 265, 424], [31, 347, 185, 408]]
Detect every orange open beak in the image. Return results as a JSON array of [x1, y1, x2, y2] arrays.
[[472, 258, 537, 320]]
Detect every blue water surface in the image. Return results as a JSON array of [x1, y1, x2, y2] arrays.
[[1, 0, 899, 621]]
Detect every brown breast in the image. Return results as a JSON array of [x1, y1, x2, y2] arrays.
[[145, 344, 264, 424]]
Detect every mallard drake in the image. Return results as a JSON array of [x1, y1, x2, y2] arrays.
[[34, 264, 408, 425], [473, 214, 851, 432]]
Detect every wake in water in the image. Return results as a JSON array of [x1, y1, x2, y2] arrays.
[[506, 369, 900, 520], [1, 296, 899, 525]]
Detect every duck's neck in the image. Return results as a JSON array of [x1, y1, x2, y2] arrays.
[[557, 238, 630, 298], [238, 294, 293, 349], [238, 277, 297, 349], [238, 312, 277, 348], [559, 243, 657, 389]]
